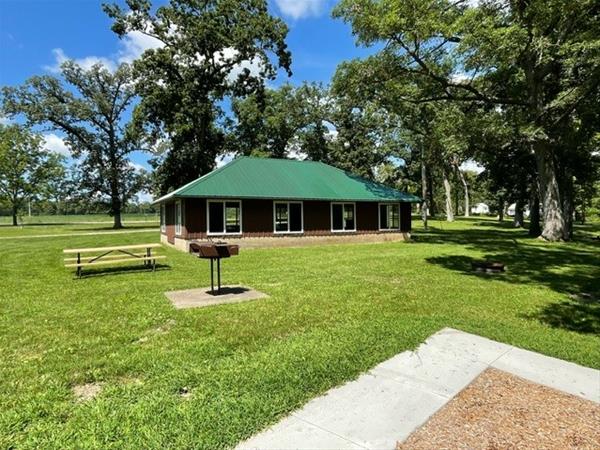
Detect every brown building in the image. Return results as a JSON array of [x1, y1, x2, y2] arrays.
[[153, 157, 420, 250]]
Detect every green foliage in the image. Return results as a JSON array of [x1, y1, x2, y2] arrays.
[[333, 0, 600, 240], [104, 0, 292, 195], [230, 82, 403, 178], [2, 62, 147, 228], [0, 124, 65, 225], [0, 218, 598, 448]]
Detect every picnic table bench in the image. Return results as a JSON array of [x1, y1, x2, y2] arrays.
[[64, 243, 165, 277]]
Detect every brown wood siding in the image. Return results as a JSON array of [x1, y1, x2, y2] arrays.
[[400, 202, 412, 232], [303, 201, 331, 233], [357, 202, 379, 231], [165, 202, 175, 244], [162, 198, 412, 239], [184, 198, 206, 239], [242, 199, 273, 234]]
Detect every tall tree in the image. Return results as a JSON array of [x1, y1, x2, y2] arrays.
[[334, 0, 600, 241], [0, 124, 64, 226], [2, 62, 146, 229], [104, 0, 292, 195]]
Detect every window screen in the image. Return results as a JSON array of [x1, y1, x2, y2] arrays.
[[225, 202, 240, 233], [275, 203, 288, 232], [343, 204, 355, 230], [332, 204, 344, 230], [380, 203, 400, 229], [209, 202, 224, 233], [175, 201, 182, 235], [289, 203, 302, 232]]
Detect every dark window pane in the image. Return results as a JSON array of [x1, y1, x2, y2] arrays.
[[332, 204, 343, 230], [379, 205, 387, 229], [390, 204, 399, 229], [344, 204, 355, 230], [289, 203, 302, 232], [209, 202, 224, 233], [225, 202, 240, 233], [275, 203, 288, 232]]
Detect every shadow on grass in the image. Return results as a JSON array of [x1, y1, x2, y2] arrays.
[[75, 264, 171, 279], [418, 222, 600, 335], [524, 298, 600, 335]]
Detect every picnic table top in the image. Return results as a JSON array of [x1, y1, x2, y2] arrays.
[[63, 243, 162, 254]]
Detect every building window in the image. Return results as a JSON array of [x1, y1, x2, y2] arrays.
[[175, 200, 182, 235], [274, 201, 303, 233], [379, 203, 400, 230], [207, 200, 242, 235], [331, 202, 356, 232], [160, 204, 166, 232]]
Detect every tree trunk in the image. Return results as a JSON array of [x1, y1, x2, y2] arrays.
[[113, 208, 123, 229], [421, 155, 428, 229], [513, 199, 524, 228], [12, 204, 18, 226], [535, 142, 568, 241], [498, 197, 505, 222], [442, 167, 454, 222], [428, 172, 436, 216], [457, 169, 470, 217], [528, 187, 541, 237]]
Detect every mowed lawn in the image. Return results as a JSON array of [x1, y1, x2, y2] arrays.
[[0, 217, 598, 449]]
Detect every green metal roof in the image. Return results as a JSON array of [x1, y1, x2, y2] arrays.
[[153, 157, 421, 203]]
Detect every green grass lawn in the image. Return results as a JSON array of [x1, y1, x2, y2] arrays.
[[0, 217, 598, 449]]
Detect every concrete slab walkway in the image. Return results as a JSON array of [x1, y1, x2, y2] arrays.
[[237, 328, 600, 450]]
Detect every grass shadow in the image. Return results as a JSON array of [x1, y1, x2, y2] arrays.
[[523, 298, 600, 335], [418, 220, 600, 335], [75, 264, 171, 279]]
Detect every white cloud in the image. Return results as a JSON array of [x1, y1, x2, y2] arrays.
[[274, 0, 329, 19], [45, 48, 117, 73], [460, 159, 485, 174], [0, 116, 11, 125], [137, 191, 153, 203], [43, 133, 70, 156], [118, 30, 164, 64], [215, 152, 235, 168], [129, 161, 149, 172]]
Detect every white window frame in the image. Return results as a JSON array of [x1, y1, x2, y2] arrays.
[[175, 200, 182, 236], [273, 201, 304, 234], [378, 202, 401, 231], [206, 199, 243, 236], [160, 204, 166, 232], [330, 202, 357, 233]]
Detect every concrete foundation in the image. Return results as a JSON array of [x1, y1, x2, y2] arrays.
[[160, 232, 411, 251]]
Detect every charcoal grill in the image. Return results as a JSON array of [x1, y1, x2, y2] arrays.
[[189, 242, 239, 295]]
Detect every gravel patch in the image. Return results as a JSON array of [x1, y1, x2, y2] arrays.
[[397, 368, 600, 450]]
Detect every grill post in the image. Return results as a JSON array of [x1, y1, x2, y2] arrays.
[[210, 258, 215, 295]]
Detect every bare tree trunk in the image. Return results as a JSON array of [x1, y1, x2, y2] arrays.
[[421, 154, 428, 229], [457, 169, 470, 217], [535, 142, 568, 241], [12, 204, 18, 226], [498, 197, 505, 222], [528, 186, 541, 237], [442, 167, 454, 222], [513, 199, 524, 228]]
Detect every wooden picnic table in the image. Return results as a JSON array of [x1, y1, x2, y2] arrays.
[[64, 243, 165, 278]]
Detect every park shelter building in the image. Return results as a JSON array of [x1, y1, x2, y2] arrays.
[[153, 157, 420, 250]]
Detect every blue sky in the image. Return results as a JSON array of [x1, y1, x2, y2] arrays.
[[0, 0, 372, 177]]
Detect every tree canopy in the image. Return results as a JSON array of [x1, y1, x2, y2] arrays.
[[104, 0, 292, 195], [2, 62, 147, 229]]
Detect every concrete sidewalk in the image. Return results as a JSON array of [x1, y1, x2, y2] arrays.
[[237, 328, 600, 450]]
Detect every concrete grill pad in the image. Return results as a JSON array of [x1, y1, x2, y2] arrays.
[[165, 286, 268, 309]]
